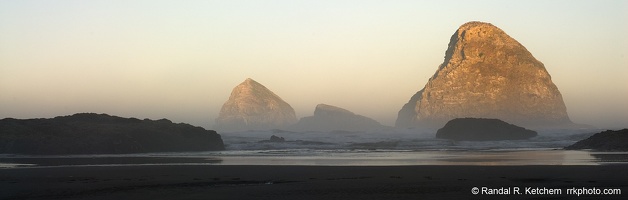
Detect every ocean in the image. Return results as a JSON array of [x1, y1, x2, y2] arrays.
[[2, 128, 627, 168]]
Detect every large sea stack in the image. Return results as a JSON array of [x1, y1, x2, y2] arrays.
[[0, 113, 225, 155], [290, 104, 388, 132], [216, 78, 297, 132], [397, 21, 572, 129]]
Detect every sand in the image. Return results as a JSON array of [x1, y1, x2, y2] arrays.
[[1, 165, 626, 199]]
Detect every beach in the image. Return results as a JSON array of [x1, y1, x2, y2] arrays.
[[2, 165, 626, 199]]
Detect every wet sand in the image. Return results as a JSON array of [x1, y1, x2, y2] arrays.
[[1, 165, 627, 199]]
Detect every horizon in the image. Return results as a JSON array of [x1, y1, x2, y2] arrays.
[[1, 0, 627, 130]]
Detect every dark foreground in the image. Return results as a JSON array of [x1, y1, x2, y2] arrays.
[[2, 165, 626, 200]]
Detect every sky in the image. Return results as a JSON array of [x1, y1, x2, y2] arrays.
[[1, 0, 627, 129]]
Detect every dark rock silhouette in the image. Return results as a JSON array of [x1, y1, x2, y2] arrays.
[[269, 135, 286, 142], [0, 113, 225, 155], [216, 78, 297, 132], [257, 135, 286, 143], [565, 129, 628, 151], [436, 118, 537, 141], [290, 104, 388, 132], [397, 21, 572, 129]]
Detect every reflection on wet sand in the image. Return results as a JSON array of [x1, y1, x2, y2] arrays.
[[1, 150, 627, 168], [590, 152, 628, 164], [214, 150, 604, 166]]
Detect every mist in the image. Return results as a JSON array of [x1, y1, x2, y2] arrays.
[[1, 0, 626, 130]]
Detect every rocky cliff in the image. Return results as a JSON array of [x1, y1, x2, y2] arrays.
[[397, 21, 572, 129], [215, 78, 297, 131], [0, 113, 225, 155], [290, 104, 388, 132]]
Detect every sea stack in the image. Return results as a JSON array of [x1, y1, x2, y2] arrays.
[[290, 104, 387, 132], [216, 78, 297, 132], [396, 21, 572, 129], [436, 118, 537, 141]]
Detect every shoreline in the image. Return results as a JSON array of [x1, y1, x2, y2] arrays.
[[2, 165, 626, 199], [4, 150, 627, 167]]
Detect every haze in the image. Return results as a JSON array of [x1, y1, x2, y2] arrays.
[[1, 0, 626, 129]]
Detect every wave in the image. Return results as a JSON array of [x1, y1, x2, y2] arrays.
[[219, 128, 599, 151]]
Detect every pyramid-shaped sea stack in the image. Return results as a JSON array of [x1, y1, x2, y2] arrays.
[[396, 22, 572, 128]]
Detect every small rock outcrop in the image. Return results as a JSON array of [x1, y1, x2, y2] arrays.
[[269, 135, 286, 142], [397, 21, 572, 129], [565, 129, 628, 151], [436, 118, 537, 141], [0, 113, 225, 155], [290, 104, 388, 132], [215, 78, 297, 132], [258, 135, 286, 143]]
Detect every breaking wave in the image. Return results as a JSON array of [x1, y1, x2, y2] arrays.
[[220, 128, 599, 151]]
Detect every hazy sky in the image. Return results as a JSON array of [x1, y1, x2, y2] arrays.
[[1, 0, 626, 129]]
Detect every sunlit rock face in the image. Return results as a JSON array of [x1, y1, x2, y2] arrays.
[[396, 21, 572, 129], [216, 78, 297, 132], [291, 104, 388, 132]]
